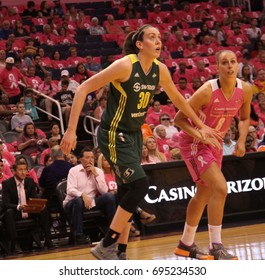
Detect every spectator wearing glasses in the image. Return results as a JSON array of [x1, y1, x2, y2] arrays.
[[157, 113, 179, 138]]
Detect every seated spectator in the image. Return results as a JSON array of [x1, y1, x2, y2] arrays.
[[36, 153, 53, 181], [198, 34, 219, 56], [25, 65, 43, 90], [248, 125, 260, 150], [223, 128, 237, 155], [157, 113, 179, 138], [39, 137, 59, 166], [11, 102, 33, 133], [0, 158, 12, 187], [17, 122, 48, 162], [146, 100, 175, 130], [252, 69, 265, 96], [50, 50, 67, 70], [66, 151, 79, 166], [15, 155, 38, 185], [23, 38, 38, 59], [54, 79, 74, 124], [226, 25, 251, 48], [38, 72, 59, 121], [104, 14, 124, 35], [2, 160, 56, 255], [21, 0, 38, 19], [63, 148, 116, 244], [144, 136, 167, 163], [172, 61, 193, 84], [66, 47, 86, 68], [57, 69, 79, 93], [13, 19, 30, 38], [169, 148, 182, 161], [245, 133, 257, 153], [32, 54, 50, 80], [39, 147, 73, 219], [72, 62, 94, 84], [183, 39, 201, 58], [39, 24, 59, 46], [192, 77, 203, 91], [176, 77, 194, 100], [239, 65, 254, 85], [153, 124, 171, 161], [190, 60, 213, 83], [0, 93, 16, 122], [57, 26, 77, 45], [84, 55, 102, 73], [89, 17, 105, 36], [46, 122, 62, 142], [0, 139, 15, 167]]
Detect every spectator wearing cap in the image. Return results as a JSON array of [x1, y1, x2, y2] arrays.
[[58, 69, 79, 93], [54, 79, 74, 124], [0, 57, 29, 105], [147, 4, 167, 24]]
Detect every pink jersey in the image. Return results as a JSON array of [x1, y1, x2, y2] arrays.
[[179, 78, 244, 184]]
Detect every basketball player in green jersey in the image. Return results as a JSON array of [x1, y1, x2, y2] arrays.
[[60, 24, 221, 260]]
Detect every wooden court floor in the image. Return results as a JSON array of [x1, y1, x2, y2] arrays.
[[10, 220, 265, 260]]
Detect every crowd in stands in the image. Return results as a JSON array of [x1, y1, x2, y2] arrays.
[[0, 0, 265, 256]]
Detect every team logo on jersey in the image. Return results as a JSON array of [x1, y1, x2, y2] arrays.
[[152, 73, 157, 78], [134, 72, 140, 77], [123, 168, 135, 178], [213, 98, 220, 103]]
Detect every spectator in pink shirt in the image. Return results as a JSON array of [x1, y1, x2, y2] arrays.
[[0, 158, 12, 188], [63, 148, 116, 244]]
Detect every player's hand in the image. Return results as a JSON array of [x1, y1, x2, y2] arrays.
[[232, 141, 246, 157], [60, 129, 77, 156], [201, 135, 222, 150], [198, 124, 222, 142]]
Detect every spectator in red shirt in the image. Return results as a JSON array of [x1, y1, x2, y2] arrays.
[[0, 57, 29, 104], [176, 77, 194, 100], [66, 46, 86, 67], [72, 62, 94, 84], [25, 65, 42, 90]]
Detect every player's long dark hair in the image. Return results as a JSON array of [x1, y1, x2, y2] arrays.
[[123, 24, 152, 55]]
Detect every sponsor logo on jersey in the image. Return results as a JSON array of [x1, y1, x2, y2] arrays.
[[123, 168, 135, 178]]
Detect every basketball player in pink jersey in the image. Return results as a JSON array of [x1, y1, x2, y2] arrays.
[[174, 50, 253, 260]]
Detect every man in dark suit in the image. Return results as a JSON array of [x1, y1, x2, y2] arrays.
[[2, 160, 55, 254]]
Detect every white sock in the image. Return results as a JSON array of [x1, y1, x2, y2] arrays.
[[208, 224, 222, 249], [180, 222, 198, 246]]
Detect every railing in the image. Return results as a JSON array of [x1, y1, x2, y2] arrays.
[[18, 82, 65, 134], [83, 114, 100, 147]]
